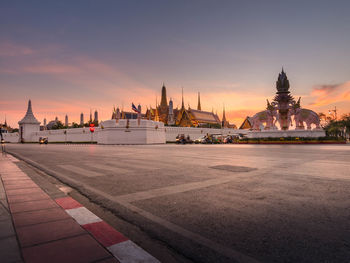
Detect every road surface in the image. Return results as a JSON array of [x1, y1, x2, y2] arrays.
[[4, 143, 350, 262]]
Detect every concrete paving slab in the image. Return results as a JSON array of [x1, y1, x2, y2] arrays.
[[0, 218, 15, 238], [22, 234, 113, 263], [0, 202, 9, 219], [6, 187, 43, 196], [12, 207, 70, 227], [9, 199, 59, 213], [16, 218, 85, 247], [0, 236, 23, 263], [7, 192, 50, 204]]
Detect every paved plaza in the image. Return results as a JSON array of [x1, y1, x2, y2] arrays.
[[3, 143, 350, 262]]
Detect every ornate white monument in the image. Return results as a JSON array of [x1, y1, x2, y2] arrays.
[[18, 100, 41, 142], [248, 69, 325, 138]]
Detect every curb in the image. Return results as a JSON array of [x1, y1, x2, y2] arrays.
[[56, 196, 160, 263]]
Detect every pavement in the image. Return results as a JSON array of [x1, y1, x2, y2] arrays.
[[3, 143, 350, 263], [0, 152, 159, 263]]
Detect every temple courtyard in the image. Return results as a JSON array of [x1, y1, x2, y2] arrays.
[[3, 143, 350, 263]]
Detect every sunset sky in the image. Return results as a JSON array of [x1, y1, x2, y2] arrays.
[[1, 1, 350, 127]]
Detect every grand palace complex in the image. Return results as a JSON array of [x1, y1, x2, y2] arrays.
[[111, 85, 236, 129]]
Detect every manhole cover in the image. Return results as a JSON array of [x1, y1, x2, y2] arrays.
[[209, 165, 257, 172]]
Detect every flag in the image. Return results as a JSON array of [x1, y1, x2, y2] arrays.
[[132, 103, 140, 113]]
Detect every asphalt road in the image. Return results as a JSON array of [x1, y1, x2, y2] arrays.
[[4, 144, 350, 263]]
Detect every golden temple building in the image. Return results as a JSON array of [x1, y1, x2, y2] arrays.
[[113, 84, 236, 128]]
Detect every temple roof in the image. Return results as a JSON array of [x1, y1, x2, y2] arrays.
[[18, 100, 40, 125], [189, 109, 220, 123]]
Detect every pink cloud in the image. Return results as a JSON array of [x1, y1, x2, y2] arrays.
[[23, 63, 81, 74], [0, 42, 34, 56]]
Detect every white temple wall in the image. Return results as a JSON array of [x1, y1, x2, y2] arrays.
[[97, 119, 166, 144], [2, 132, 20, 143], [32, 127, 99, 142], [20, 123, 40, 142], [164, 127, 246, 142], [4, 123, 247, 144]]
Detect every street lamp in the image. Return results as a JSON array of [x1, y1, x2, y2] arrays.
[[328, 106, 337, 120]]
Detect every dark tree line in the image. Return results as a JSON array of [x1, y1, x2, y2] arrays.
[[319, 113, 350, 139]]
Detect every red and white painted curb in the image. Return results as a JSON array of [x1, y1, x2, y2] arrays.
[[56, 196, 160, 263]]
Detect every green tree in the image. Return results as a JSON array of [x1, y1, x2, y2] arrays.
[[52, 121, 64, 130]]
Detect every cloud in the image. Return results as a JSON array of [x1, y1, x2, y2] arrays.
[[23, 63, 81, 74], [310, 81, 350, 107], [0, 42, 34, 56]]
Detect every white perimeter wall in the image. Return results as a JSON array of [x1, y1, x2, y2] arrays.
[[33, 127, 99, 142], [3, 132, 20, 143], [2, 126, 248, 143], [164, 127, 246, 142]]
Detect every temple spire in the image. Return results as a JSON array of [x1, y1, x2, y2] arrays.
[[197, 92, 201, 110], [160, 83, 168, 108], [181, 87, 185, 110], [222, 105, 226, 122], [18, 99, 40, 125]]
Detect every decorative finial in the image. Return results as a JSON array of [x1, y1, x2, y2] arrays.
[[181, 87, 184, 109], [197, 92, 201, 110]]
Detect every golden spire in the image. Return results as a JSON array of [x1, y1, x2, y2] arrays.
[[197, 92, 201, 110], [181, 87, 184, 110]]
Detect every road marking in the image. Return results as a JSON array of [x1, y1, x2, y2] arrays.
[[84, 163, 130, 174], [57, 164, 103, 177], [115, 169, 264, 203]]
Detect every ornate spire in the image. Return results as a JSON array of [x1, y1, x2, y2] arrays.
[[197, 92, 201, 110], [160, 83, 168, 108], [222, 105, 226, 122], [18, 100, 40, 125], [181, 88, 185, 110], [276, 68, 290, 94]]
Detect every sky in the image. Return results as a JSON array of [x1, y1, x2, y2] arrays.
[[1, 0, 350, 127]]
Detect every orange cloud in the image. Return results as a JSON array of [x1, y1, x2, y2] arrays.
[[310, 81, 350, 107]]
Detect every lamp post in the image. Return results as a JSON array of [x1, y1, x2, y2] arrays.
[[328, 106, 337, 120]]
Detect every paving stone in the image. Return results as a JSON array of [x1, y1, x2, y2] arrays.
[[6, 187, 43, 197], [3, 179, 32, 186], [0, 219, 15, 238], [1, 176, 30, 181], [4, 182, 39, 190], [12, 207, 70, 227], [0, 203, 10, 219], [17, 218, 85, 247], [0, 236, 23, 263], [7, 192, 50, 204], [22, 234, 112, 263], [10, 199, 59, 213]]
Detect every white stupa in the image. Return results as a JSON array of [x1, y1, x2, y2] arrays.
[[18, 100, 40, 142]]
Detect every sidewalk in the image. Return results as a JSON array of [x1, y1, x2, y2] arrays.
[[0, 156, 23, 263], [0, 153, 119, 263]]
